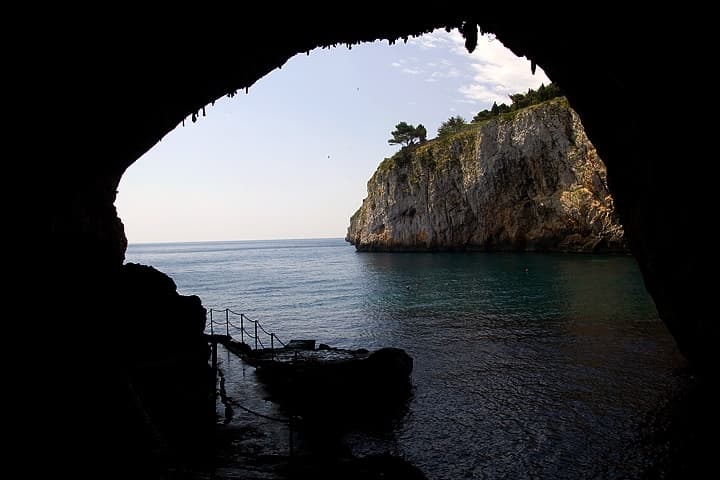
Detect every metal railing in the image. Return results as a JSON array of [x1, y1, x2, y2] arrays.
[[206, 308, 288, 353], [206, 308, 298, 455]]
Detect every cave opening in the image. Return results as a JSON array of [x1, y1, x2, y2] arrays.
[[37, 13, 714, 479], [109, 30, 699, 479], [116, 29, 554, 245]]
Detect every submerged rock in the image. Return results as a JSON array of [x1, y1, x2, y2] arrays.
[[347, 98, 626, 252]]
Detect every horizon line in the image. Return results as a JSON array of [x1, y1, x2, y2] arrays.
[[127, 235, 346, 245]]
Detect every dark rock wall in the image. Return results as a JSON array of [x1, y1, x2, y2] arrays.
[[116, 263, 214, 456], [36, 10, 712, 475], [46, 263, 214, 475]]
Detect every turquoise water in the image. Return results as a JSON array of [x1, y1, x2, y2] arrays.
[[127, 238, 688, 479]]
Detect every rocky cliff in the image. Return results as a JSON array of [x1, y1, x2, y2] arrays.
[[347, 98, 625, 252]]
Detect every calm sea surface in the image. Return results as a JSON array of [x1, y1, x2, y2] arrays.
[[126, 238, 691, 479]]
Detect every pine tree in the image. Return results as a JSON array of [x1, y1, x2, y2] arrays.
[[437, 116, 467, 137], [388, 122, 425, 147]]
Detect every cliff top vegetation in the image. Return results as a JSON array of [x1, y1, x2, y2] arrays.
[[387, 83, 564, 150], [379, 84, 566, 174]]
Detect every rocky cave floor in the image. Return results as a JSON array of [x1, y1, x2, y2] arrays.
[[165, 422, 425, 480]]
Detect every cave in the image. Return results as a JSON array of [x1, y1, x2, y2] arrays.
[[40, 11, 712, 477]]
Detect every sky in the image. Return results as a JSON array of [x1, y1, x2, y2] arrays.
[[116, 30, 550, 243]]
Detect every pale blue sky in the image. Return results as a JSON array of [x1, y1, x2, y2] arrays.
[[117, 30, 550, 242]]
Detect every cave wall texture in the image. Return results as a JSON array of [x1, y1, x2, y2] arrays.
[[39, 10, 712, 475]]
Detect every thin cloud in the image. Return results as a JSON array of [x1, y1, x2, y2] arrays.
[[392, 29, 550, 107], [415, 30, 551, 108], [391, 58, 424, 76], [409, 31, 451, 49], [424, 67, 461, 83]]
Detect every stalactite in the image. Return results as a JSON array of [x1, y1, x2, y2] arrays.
[[461, 21, 478, 53]]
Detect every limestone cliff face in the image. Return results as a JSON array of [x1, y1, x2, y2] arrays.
[[347, 98, 625, 252]]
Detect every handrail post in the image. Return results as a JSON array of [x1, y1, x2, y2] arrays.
[[225, 308, 230, 337], [211, 339, 218, 403], [209, 309, 214, 335], [254, 321, 258, 350], [271, 333, 274, 355], [240, 314, 244, 345]]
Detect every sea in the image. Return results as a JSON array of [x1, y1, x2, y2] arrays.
[[126, 238, 696, 479]]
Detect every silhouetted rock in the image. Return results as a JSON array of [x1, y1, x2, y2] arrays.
[[287, 339, 316, 350], [221, 337, 253, 356], [249, 346, 413, 425], [114, 263, 214, 467], [367, 347, 414, 382]]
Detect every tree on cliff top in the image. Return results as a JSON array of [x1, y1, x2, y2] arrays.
[[389, 122, 426, 147], [415, 124, 427, 143], [472, 83, 563, 123], [437, 116, 467, 137]]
